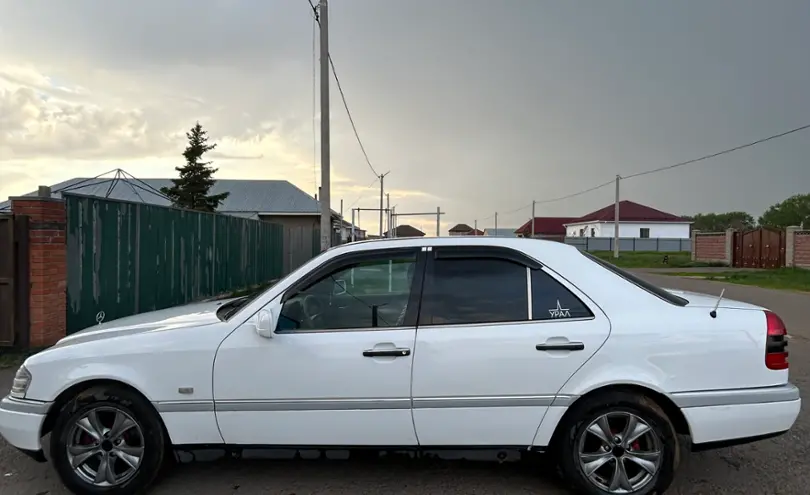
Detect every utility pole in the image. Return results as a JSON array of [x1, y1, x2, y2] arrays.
[[474, 219, 478, 235], [339, 198, 343, 244], [351, 208, 356, 242], [378, 171, 389, 238], [386, 193, 390, 237], [614, 174, 620, 258], [495, 212, 498, 232], [318, 0, 331, 251], [436, 206, 441, 237], [531, 200, 536, 239]]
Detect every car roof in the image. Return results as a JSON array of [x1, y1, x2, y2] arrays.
[[334, 236, 583, 265]]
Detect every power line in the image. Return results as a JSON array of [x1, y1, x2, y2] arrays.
[[349, 177, 380, 208], [475, 123, 810, 228], [623, 123, 810, 180], [305, 0, 380, 179], [328, 57, 379, 178]]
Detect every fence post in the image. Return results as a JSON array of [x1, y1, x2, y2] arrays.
[[786, 226, 799, 267], [725, 228, 735, 266], [10, 194, 67, 347]]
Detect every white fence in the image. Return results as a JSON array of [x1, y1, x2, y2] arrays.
[[564, 237, 691, 252]]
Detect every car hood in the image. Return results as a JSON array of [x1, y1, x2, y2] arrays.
[[663, 288, 765, 311], [53, 298, 240, 348]]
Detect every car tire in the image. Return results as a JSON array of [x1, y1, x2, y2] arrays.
[[557, 391, 679, 495], [50, 385, 167, 495]]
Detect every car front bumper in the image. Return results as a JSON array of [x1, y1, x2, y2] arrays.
[[0, 395, 50, 460]]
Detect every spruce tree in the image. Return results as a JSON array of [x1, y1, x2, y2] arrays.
[[161, 122, 230, 212]]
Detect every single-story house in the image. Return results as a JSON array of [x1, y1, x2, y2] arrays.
[[564, 200, 691, 239], [448, 223, 474, 236], [1, 175, 365, 271], [448, 223, 484, 236], [514, 217, 578, 239], [1, 176, 363, 235], [384, 225, 425, 238]]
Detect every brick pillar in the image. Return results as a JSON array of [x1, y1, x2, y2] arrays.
[[725, 228, 736, 266], [786, 226, 799, 267], [10, 195, 67, 347], [690, 229, 699, 261]]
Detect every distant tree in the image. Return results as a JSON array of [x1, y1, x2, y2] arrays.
[[685, 211, 756, 232], [758, 193, 810, 229], [161, 122, 229, 212]]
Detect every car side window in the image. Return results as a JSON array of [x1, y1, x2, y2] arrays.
[[277, 252, 418, 332], [531, 269, 593, 320], [419, 257, 528, 325]]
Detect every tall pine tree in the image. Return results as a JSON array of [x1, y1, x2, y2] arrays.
[[161, 122, 230, 212]]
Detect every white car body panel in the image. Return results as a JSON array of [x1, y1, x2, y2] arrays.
[[213, 315, 419, 446], [411, 267, 611, 446], [0, 237, 800, 463]]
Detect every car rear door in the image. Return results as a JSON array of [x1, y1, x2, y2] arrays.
[[410, 245, 611, 447]]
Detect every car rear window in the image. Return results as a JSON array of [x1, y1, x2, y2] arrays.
[[582, 252, 689, 307]]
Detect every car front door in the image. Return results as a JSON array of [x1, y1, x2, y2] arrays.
[[410, 246, 611, 447], [213, 246, 426, 446]]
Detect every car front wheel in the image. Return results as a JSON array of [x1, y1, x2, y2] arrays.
[[557, 391, 679, 495], [50, 385, 167, 495]]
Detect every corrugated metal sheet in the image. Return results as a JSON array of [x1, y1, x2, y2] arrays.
[[2, 177, 332, 215], [65, 193, 284, 334]]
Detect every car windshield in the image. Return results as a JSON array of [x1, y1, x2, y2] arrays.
[[216, 249, 333, 321], [582, 252, 689, 307]]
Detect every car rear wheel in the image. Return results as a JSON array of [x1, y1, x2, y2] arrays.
[[557, 391, 679, 495], [50, 385, 167, 495]]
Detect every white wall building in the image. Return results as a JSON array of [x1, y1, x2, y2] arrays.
[[564, 200, 691, 239]]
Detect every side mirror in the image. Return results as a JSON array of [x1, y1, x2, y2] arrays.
[[255, 309, 275, 339], [333, 279, 347, 296]]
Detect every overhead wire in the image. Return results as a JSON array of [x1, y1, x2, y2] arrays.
[[305, 0, 380, 179], [476, 122, 810, 226]]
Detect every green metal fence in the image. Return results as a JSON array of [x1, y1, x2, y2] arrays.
[[64, 193, 284, 334]]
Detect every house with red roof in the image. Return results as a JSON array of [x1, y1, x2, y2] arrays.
[[563, 200, 691, 239], [514, 217, 577, 239]]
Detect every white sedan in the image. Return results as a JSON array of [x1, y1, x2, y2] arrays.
[[0, 237, 800, 495]]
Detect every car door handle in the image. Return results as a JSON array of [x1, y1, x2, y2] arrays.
[[536, 342, 585, 352], [363, 348, 411, 357]]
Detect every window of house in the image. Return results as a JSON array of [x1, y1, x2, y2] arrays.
[[640, 228, 650, 238], [531, 270, 593, 320], [277, 253, 417, 332], [590, 228, 595, 237], [419, 257, 528, 325]]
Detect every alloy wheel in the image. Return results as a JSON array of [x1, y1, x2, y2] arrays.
[[577, 411, 662, 494], [65, 406, 145, 487]]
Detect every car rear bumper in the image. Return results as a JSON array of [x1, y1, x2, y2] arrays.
[[675, 383, 801, 446], [0, 395, 49, 455]]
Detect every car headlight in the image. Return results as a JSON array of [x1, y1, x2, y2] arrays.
[[10, 365, 31, 399]]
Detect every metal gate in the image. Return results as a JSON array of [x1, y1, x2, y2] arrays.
[[0, 215, 29, 347], [733, 227, 786, 269]]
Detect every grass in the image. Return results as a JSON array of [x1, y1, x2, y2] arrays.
[[661, 268, 810, 292], [589, 251, 726, 269]]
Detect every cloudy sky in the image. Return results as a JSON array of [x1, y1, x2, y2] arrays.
[[1, 0, 808, 233]]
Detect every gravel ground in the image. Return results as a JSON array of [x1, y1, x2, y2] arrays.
[[0, 272, 806, 494]]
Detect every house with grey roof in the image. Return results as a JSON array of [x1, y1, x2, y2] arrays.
[[1, 175, 367, 268], [2, 175, 363, 230]]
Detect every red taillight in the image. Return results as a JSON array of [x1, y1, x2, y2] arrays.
[[765, 311, 789, 370]]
